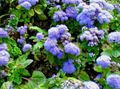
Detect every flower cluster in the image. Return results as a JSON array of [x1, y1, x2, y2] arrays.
[[83, 81, 100, 89], [36, 32, 44, 41], [106, 74, 120, 89], [53, 6, 78, 22], [53, 10, 68, 22], [44, 25, 80, 59], [17, 25, 27, 35], [22, 44, 32, 52], [44, 25, 70, 59], [96, 55, 111, 68], [90, 0, 114, 10], [17, 25, 28, 45], [62, 0, 83, 4], [65, 6, 78, 19], [108, 32, 120, 44], [18, 0, 39, 10], [76, 0, 113, 27], [0, 43, 10, 66], [62, 59, 76, 74], [64, 43, 80, 56], [114, 4, 120, 12], [0, 28, 8, 38], [80, 27, 104, 46]]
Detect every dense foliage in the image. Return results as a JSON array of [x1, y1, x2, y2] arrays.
[[0, 0, 120, 89]]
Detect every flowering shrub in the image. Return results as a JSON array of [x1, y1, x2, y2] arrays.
[[0, 0, 120, 89]]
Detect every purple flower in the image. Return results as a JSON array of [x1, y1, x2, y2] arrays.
[[57, 51, 63, 59], [0, 28, 8, 38], [106, 74, 120, 89], [90, 0, 114, 10], [48, 27, 60, 39], [53, 11, 68, 22], [17, 25, 27, 35], [22, 44, 32, 52], [80, 27, 104, 46], [95, 74, 102, 80], [97, 10, 113, 24], [65, 6, 78, 19], [1, 70, 7, 77], [20, 1, 32, 10], [18, 0, 25, 4], [0, 43, 8, 51], [17, 36, 25, 45], [56, 24, 69, 34], [96, 55, 111, 68], [0, 50, 10, 66], [83, 81, 100, 89], [36, 32, 44, 41], [44, 38, 57, 51], [64, 43, 80, 56], [28, 0, 39, 5], [62, 59, 76, 74], [108, 32, 120, 43], [62, 0, 83, 4]]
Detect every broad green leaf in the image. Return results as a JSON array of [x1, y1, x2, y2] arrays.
[[31, 71, 46, 83], [94, 65, 103, 72], [112, 48, 120, 58], [29, 9, 35, 17], [19, 59, 33, 68], [34, 5, 43, 15], [79, 71, 90, 81]]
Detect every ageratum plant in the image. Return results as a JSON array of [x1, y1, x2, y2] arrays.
[[0, 0, 120, 89]]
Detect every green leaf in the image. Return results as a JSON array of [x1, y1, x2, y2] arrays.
[[19, 59, 33, 68], [34, 5, 43, 15], [18, 69, 30, 76], [1, 82, 12, 89], [79, 71, 90, 81], [29, 9, 35, 17], [31, 71, 46, 83], [112, 48, 120, 58], [13, 73, 22, 84], [94, 65, 103, 72], [33, 42, 44, 51], [29, 26, 47, 34]]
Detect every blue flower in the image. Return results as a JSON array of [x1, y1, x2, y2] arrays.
[[106, 74, 120, 89], [83, 81, 100, 89], [53, 11, 68, 22], [17, 25, 27, 35], [22, 44, 32, 52], [0, 28, 8, 38], [1, 70, 7, 77], [108, 32, 120, 43], [96, 55, 111, 68], [65, 6, 78, 19], [36, 32, 44, 41], [28, 0, 39, 5], [17, 36, 25, 45], [44, 38, 57, 51], [56, 24, 69, 34], [0, 50, 10, 66], [48, 27, 60, 39], [62, 0, 82, 4], [0, 43, 8, 51], [20, 1, 32, 10], [64, 43, 80, 56], [62, 59, 76, 74]]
